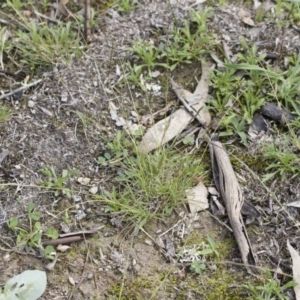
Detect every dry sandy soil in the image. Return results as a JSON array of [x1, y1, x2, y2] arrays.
[[1, 0, 300, 299]]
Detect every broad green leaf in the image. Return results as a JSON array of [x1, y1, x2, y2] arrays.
[[207, 236, 216, 249], [262, 171, 278, 182], [27, 203, 35, 213], [7, 217, 18, 229], [198, 248, 214, 255], [1, 270, 47, 300], [30, 212, 41, 221], [62, 169, 68, 178], [104, 152, 112, 160], [190, 261, 206, 274], [46, 227, 59, 239], [34, 222, 41, 230], [44, 245, 55, 255]]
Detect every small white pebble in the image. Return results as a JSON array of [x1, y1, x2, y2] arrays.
[[28, 100, 35, 108], [89, 186, 98, 194]]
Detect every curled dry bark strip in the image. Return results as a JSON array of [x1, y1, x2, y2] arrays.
[[43, 235, 83, 246], [43, 227, 104, 246], [0, 149, 9, 164], [209, 137, 256, 273]]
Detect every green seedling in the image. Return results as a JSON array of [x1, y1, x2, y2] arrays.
[[97, 131, 131, 166], [1, 0, 28, 10], [262, 138, 300, 182], [75, 7, 97, 28], [70, 110, 97, 141], [178, 236, 219, 275], [39, 166, 78, 197], [117, 0, 140, 12], [182, 135, 195, 145], [7, 203, 58, 259], [161, 8, 215, 69], [129, 39, 170, 72], [124, 63, 149, 91], [97, 145, 134, 167], [0, 105, 11, 122], [210, 42, 300, 145], [126, 7, 215, 83], [243, 271, 296, 300]]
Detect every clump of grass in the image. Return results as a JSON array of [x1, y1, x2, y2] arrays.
[[117, 0, 140, 13], [0, 105, 11, 122], [96, 137, 207, 228], [125, 7, 217, 87], [261, 134, 300, 182], [243, 271, 296, 300], [39, 165, 78, 198], [2, 0, 84, 70], [14, 22, 82, 69]]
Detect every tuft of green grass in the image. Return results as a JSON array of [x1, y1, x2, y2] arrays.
[[209, 41, 300, 144], [125, 7, 216, 87], [1, 0, 29, 11], [117, 0, 140, 13], [96, 134, 207, 229], [2, 1, 84, 70], [39, 166, 78, 198], [261, 135, 300, 182], [243, 271, 296, 300], [0, 105, 11, 122]]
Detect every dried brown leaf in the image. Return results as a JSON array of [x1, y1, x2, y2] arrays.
[[287, 240, 300, 300], [138, 64, 213, 153], [138, 108, 192, 154], [186, 182, 209, 214], [238, 8, 255, 27]]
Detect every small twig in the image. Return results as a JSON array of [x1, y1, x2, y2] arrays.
[[140, 227, 156, 243], [159, 218, 185, 238], [0, 16, 28, 31], [0, 79, 42, 100], [0, 149, 9, 165], [43, 236, 83, 246], [222, 40, 232, 61], [33, 10, 59, 24], [59, 226, 104, 238], [67, 243, 90, 300], [208, 212, 233, 232], [85, 0, 91, 41]]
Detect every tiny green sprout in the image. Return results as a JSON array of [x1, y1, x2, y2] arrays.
[[243, 271, 296, 300], [182, 135, 195, 145], [207, 235, 219, 258], [6, 203, 58, 259], [39, 166, 78, 197], [190, 261, 206, 274], [117, 0, 140, 13], [28, 203, 41, 221], [46, 227, 59, 239], [97, 156, 108, 166], [7, 217, 18, 230], [43, 245, 56, 260]]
